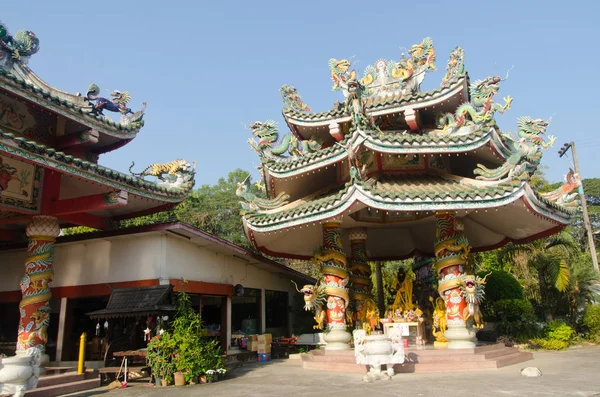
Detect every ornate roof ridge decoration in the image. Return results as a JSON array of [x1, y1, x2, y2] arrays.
[[0, 127, 194, 200], [242, 172, 575, 229], [540, 168, 581, 210], [282, 75, 467, 123], [236, 173, 290, 214], [0, 22, 145, 135], [437, 71, 513, 133], [473, 116, 556, 182], [441, 47, 465, 87], [329, 37, 436, 102], [248, 120, 323, 161], [280, 85, 311, 112], [0, 22, 39, 65]]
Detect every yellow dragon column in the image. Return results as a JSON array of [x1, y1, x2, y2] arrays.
[[17, 216, 60, 363], [347, 228, 377, 332], [433, 212, 476, 349], [313, 221, 351, 350]]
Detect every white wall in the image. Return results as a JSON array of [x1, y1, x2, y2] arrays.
[[0, 234, 164, 291]]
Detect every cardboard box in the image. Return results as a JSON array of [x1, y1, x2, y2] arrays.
[[247, 340, 258, 351], [257, 334, 272, 344], [264, 333, 272, 344], [257, 343, 271, 353], [249, 334, 258, 341]]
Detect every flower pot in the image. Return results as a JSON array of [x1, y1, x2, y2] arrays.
[[154, 377, 162, 387], [199, 375, 207, 384], [160, 379, 168, 387], [207, 378, 213, 384], [174, 372, 186, 386], [189, 376, 198, 385], [218, 374, 226, 381]]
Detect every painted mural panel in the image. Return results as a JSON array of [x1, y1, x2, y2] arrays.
[[0, 155, 42, 212], [0, 93, 36, 134]]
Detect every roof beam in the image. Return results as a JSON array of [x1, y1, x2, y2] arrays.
[[49, 191, 128, 216], [55, 129, 99, 150]]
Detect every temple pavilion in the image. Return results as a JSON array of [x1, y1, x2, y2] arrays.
[[0, 22, 194, 367], [240, 38, 577, 350]]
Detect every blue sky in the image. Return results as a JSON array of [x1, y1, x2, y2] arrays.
[[2, 0, 599, 186]]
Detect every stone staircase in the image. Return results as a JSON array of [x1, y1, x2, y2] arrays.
[[301, 343, 533, 373], [24, 370, 100, 397]]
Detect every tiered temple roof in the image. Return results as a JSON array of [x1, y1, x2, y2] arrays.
[[240, 38, 575, 259], [0, 23, 194, 236]]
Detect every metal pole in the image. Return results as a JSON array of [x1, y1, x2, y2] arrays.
[[570, 141, 599, 272], [77, 332, 86, 374], [374, 261, 385, 316]]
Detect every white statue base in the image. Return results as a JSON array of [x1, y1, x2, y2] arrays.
[[0, 347, 43, 397], [445, 321, 477, 349], [324, 328, 351, 350], [353, 330, 404, 382]]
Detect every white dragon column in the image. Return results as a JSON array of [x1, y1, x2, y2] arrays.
[[347, 228, 377, 330], [17, 216, 60, 363], [313, 221, 351, 350], [433, 212, 476, 349]]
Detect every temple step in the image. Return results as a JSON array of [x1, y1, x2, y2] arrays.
[[35, 372, 85, 388], [24, 378, 101, 397], [301, 345, 533, 373]]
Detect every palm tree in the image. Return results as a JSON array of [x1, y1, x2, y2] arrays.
[[500, 231, 578, 322], [565, 253, 600, 323]]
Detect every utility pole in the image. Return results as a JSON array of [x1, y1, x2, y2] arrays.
[[558, 141, 599, 272]]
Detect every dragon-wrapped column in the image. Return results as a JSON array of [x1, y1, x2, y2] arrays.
[[433, 212, 476, 349], [348, 228, 377, 331], [17, 216, 60, 364], [313, 221, 351, 350]]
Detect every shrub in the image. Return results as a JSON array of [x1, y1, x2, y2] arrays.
[[583, 304, 600, 341], [544, 320, 575, 344], [527, 321, 575, 351], [494, 299, 540, 341], [478, 271, 524, 321]]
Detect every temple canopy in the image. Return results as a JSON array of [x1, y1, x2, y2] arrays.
[[240, 38, 576, 260], [87, 285, 176, 319]]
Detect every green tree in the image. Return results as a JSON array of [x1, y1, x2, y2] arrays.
[[500, 232, 578, 322]]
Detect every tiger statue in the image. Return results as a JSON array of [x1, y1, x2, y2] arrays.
[[129, 159, 195, 183]]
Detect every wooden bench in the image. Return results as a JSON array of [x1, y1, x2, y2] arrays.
[[98, 366, 147, 382]]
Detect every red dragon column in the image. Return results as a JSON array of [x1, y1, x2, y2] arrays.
[[17, 216, 61, 362], [312, 221, 351, 350], [433, 212, 476, 349], [347, 228, 377, 331]]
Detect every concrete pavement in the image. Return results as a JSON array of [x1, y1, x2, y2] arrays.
[[65, 345, 600, 397]]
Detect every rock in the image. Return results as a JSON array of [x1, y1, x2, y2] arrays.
[[520, 367, 542, 377]]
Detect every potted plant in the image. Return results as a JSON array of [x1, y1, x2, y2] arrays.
[[217, 368, 227, 380], [146, 333, 177, 387]]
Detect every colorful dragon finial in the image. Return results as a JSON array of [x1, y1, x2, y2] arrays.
[[248, 120, 322, 159], [329, 58, 356, 93], [236, 174, 290, 214], [437, 73, 513, 133], [280, 85, 311, 112], [86, 83, 146, 127], [0, 22, 39, 63], [541, 168, 581, 209], [441, 46, 465, 87], [474, 117, 555, 182]]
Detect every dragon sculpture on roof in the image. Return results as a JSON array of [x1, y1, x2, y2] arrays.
[[474, 117, 555, 182], [437, 73, 513, 133], [329, 58, 356, 94], [541, 168, 581, 209], [86, 83, 146, 127], [236, 174, 290, 214], [248, 120, 322, 160], [0, 22, 39, 63]]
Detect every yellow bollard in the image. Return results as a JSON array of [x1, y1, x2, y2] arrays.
[[77, 332, 86, 374]]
